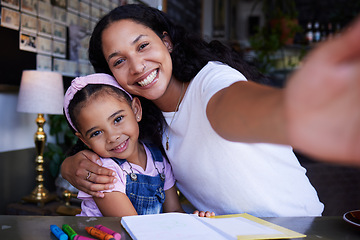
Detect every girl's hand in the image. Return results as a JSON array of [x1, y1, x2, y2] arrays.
[[193, 210, 215, 218], [60, 150, 117, 197]]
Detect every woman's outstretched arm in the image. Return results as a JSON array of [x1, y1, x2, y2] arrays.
[[207, 16, 360, 165], [60, 150, 117, 197]]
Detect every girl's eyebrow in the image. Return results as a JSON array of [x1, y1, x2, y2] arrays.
[[106, 34, 147, 62], [84, 110, 124, 137], [108, 110, 124, 121]]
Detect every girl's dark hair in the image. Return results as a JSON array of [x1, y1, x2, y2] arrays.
[[66, 84, 165, 157], [89, 3, 268, 84]]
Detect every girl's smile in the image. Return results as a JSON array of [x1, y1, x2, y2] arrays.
[[75, 93, 142, 163]]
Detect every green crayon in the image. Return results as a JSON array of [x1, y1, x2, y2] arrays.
[[62, 224, 78, 240]]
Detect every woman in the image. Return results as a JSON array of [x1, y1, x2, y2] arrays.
[[61, 4, 360, 217]]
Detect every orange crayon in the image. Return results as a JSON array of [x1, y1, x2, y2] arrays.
[[85, 227, 115, 240]]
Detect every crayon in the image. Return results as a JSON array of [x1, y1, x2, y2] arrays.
[[85, 227, 115, 240], [94, 225, 121, 240], [74, 235, 96, 240], [50, 225, 69, 240], [62, 224, 78, 240]]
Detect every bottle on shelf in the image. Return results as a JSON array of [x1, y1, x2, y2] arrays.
[[313, 21, 321, 42], [305, 21, 313, 45]]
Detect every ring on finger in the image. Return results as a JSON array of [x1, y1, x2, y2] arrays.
[[86, 171, 91, 181]]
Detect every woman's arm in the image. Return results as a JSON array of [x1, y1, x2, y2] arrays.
[[207, 17, 360, 165], [163, 186, 215, 217], [60, 150, 117, 197], [94, 191, 138, 217], [162, 186, 185, 213]]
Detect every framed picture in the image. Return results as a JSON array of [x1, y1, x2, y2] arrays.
[[21, 13, 38, 33], [1, 0, 20, 10], [21, 0, 38, 15], [52, 40, 66, 58], [67, 11, 79, 26], [67, 0, 79, 12], [51, 0, 67, 9], [101, 0, 111, 11], [38, 1, 52, 19], [53, 58, 67, 74], [53, 6, 67, 24], [38, 18, 52, 37], [79, 16, 90, 32], [37, 36, 52, 55], [36, 54, 52, 71], [1, 7, 20, 30], [79, 1, 90, 17], [53, 23, 67, 40], [90, 5, 100, 21], [19, 31, 37, 52]]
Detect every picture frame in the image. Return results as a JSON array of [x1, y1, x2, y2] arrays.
[[19, 31, 37, 52], [51, 0, 67, 9], [21, 13, 38, 33], [53, 23, 67, 40], [52, 40, 66, 58], [36, 54, 52, 71], [38, 18, 52, 37], [53, 6, 67, 24], [38, 1, 52, 19], [79, 1, 90, 17], [67, 0, 79, 12], [1, 7, 20, 30], [67, 11, 79, 26], [1, 0, 20, 10], [21, 0, 38, 15], [37, 36, 52, 55]]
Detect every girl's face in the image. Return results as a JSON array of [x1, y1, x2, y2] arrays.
[[75, 93, 142, 162], [101, 19, 173, 102]]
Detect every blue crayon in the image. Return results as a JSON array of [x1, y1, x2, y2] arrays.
[[50, 225, 69, 240]]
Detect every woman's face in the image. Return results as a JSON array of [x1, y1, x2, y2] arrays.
[[101, 19, 173, 101]]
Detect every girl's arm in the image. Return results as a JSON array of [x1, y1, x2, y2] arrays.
[[60, 150, 117, 197], [207, 16, 360, 165], [94, 191, 138, 217]]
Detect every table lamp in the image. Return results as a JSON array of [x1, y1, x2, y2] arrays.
[[17, 70, 64, 205]]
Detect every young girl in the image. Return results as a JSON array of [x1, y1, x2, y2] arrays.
[[64, 73, 214, 217], [62, 4, 360, 217]]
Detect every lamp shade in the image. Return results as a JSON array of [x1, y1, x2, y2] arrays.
[[17, 70, 64, 115]]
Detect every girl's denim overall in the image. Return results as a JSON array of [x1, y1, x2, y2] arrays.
[[112, 144, 166, 215]]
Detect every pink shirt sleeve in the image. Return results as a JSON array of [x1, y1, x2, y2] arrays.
[[162, 158, 176, 191], [77, 158, 127, 200]]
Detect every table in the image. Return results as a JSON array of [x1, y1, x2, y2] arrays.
[[0, 215, 359, 240]]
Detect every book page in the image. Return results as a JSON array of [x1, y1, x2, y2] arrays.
[[121, 213, 230, 240]]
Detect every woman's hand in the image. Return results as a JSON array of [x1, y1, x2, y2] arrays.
[[60, 150, 117, 197], [285, 17, 360, 165], [193, 210, 215, 218]]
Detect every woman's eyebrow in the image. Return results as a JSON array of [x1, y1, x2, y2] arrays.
[[107, 34, 147, 62]]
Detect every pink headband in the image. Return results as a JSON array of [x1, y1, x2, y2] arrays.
[[63, 73, 132, 132]]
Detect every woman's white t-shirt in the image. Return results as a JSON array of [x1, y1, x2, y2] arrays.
[[162, 61, 324, 217]]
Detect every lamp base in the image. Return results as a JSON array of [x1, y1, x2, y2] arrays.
[[22, 185, 57, 206]]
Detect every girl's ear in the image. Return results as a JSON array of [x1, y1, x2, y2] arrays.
[[162, 31, 173, 53], [131, 97, 142, 122], [75, 132, 91, 149]]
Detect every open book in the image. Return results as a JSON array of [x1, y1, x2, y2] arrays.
[[120, 212, 306, 240]]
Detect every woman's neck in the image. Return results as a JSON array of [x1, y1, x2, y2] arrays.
[[153, 79, 188, 112]]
